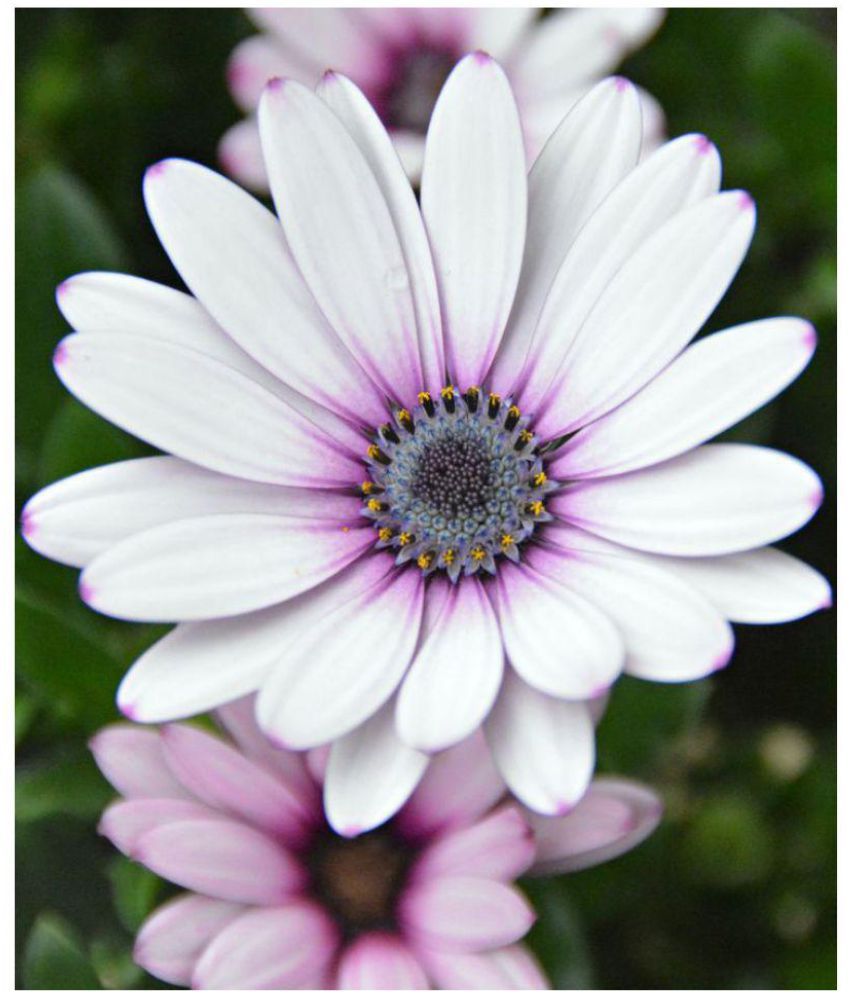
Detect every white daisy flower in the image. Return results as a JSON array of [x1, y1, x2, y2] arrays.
[[220, 7, 665, 187], [24, 59, 828, 823]]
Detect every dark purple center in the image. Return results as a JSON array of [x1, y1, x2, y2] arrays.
[[372, 43, 459, 134]]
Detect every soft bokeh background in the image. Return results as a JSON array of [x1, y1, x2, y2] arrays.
[[15, 8, 836, 990]]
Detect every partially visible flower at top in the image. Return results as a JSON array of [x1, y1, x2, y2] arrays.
[[23, 59, 830, 827], [91, 698, 662, 989], [220, 7, 665, 187]]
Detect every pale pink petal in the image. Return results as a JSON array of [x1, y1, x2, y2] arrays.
[[421, 53, 526, 388], [54, 331, 362, 488], [645, 546, 833, 623], [257, 566, 425, 749], [218, 117, 269, 191], [534, 190, 757, 438], [80, 515, 372, 623], [396, 731, 505, 840], [160, 724, 314, 843], [325, 698, 428, 838], [192, 900, 339, 989], [413, 803, 535, 883], [88, 724, 188, 799], [532, 534, 734, 682], [527, 776, 663, 876], [98, 797, 211, 856], [401, 876, 535, 953], [134, 895, 243, 987], [22, 456, 360, 570], [490, 77, 642, 395], [396, 577, 504, 752], [336, 933, 430, 990], [552, 317, 817, 479], [552, 444, 823, 556], [117, 553, 393, 722], [493, 557, 623, 699], [317, 71, 445, 395], [485, 671, 594, 816], [226, 34, 299, 112], [143, 158, 387, 426], [467, 8, 537, 60], [421, 942, 549, 989], [259, 78, 423, 406], [132, 818, 306, 905]]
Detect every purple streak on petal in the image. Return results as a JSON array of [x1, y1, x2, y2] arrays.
[[266, 76, 284, 93]]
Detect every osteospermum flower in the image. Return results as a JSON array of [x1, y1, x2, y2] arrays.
[[221, 7, 664, 186], [90, 699, 661, 989], [24, 59, 829, 822]]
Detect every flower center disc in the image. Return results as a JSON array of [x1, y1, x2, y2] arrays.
[[378, 46, 458, 133], [309, 829, 412, 935], [362, 387, 554, 580]]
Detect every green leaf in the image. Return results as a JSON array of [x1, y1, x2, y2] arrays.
[[16, 591, 126, 733], [17, 748, 112, 823], [108, 858, 163, 933], [16, 165, 127, 491], [22, 912, 102, 989]]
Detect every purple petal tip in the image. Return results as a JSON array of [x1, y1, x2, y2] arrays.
[[471, 50, 493, 65], [612, 75, 631, 92], [78, 579, 95, 604], [810, 485, 824, 511], [802, 322, 818, 351], [56, 279, 72, 300], [693, 134, 713, 156], [52, 341, 68, 368], [340, 824, 363, 839], [20, 507, 35, 538], [266, 75, 284, 92], [119, 700, 138, 721], [553, 800, 574, 817], [738, 191, 755, 212], [712, 650, 732, 674], [145, 160, 169, 181]]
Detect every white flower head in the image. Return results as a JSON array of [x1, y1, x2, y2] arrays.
[[24, 58, 829, 825], [220, 7, 666, 186]]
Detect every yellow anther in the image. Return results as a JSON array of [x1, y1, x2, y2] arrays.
[[500, 533, 515, 549], [361, 480, 375, 494], [397, 408, 413, 426], [440, 385, 455, 400], [378, 527, 393, 543], [529, 500, 545, 517], [367, 444, 381, 460], [488, 392, 501, 404], [471, 546, 486, 562], [398, 532, 413, 547], [417, 391, 432, 405], [533, 471, 548, 487], [466, 385, 480, 397], [508, 405, 521, 419], [442, 549, 456, 565], [417, 552, 434, 570], [519, 429, 533, 443], [341, 526, 350, 533], [367, 498, 383, 513]]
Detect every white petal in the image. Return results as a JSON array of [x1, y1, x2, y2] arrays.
[[538, 531, 734, 682], [257, 567, 424, 748], [490, 77, 642, 395], [54, 331, 361, 488], [421, 53, 526, 388], [396, 578, 504, 751], [134, 895, 243, 988], [80, 514, 372, 622], [23, 456, 360, 569], [527, 775, 663, 876], [143, 157, 385, 425], [515, 132, 722, 409], [643, 546, 832, 624], [56, 270, 366, 454], [553, 443, 823, 556], [535, 190, 757, 438], [192, 901, 339, 989], [493, 557, 623, 699], [118, 554, 393, 721], [317, 71, 446, 394], [390, 128, 427, 184], [486, 671, 595, 815], [553, 317, 817, 478], [324, 698, 428, 837], [259, 78, 423, 405]]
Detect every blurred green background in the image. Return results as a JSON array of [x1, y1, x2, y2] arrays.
[[15, 8, 836, 990]]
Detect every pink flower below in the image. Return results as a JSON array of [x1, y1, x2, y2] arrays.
[[91, 697, 661, 989]]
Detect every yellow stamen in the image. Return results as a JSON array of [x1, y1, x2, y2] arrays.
[[417, 552, 434, 570], [367, 444, 382, 461], [471, 546, 486, 562], [378, 527, 393, 543], [508, 405, 521, 419], [488, 392, 501, 405], [533, 471, 548, 487], [466, 385, 480, 398], [398, 532, 413, 547], [529, 500, 545, 517], [397, 408, 413, 427], [367, 498, 382, 513], [442, 549, 456, 565], [417, 391, 432, 405], [360, 481, 375, 495], [518, 429, 533, 444], [440, 385, 455, 400], [500, 533, 515, 549]]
